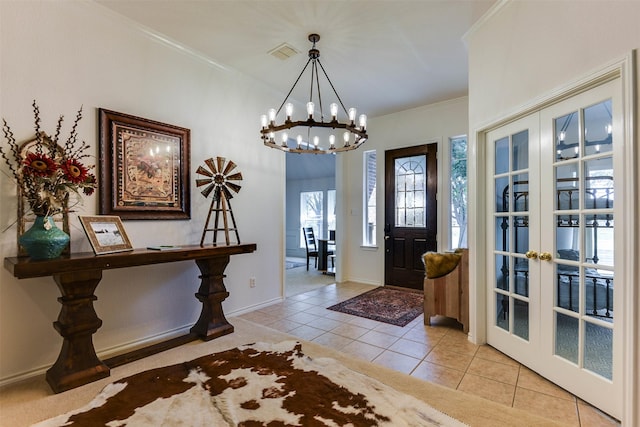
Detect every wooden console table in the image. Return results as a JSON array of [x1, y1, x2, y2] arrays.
[[4, 243, 256, 393]]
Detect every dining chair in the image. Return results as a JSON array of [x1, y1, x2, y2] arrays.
[[302, 227, 318, 270]]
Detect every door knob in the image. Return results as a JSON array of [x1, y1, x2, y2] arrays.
[[385, 235, 390, 240], [525, 250, 538, 259], [539, 252, 552, 261]]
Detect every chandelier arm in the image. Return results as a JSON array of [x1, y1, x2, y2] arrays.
[[313, 61, 324, 121], [276, 57, 314, 115], [316, 59, 349, 116]]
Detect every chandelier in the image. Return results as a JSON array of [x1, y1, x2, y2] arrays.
[[260, 34, 368, 154]]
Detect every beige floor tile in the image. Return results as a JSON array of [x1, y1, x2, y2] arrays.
[[425, 346, 474, 371], [238, 311, 278, 324], [311, 332, 354, 351], [513, 387, 579, 426], [577, 400, 620, 426], [466, 357, 519, 385], [330, 323, 370, 340], [303, 305, 331, 316], [322, 310, 356, 322], [388, 338, 434, 359], [348, 316, 384, 329], [474, 345, 520, 367], [341, 340, 385, 362], [308, 317, 343, 331], [288, 324, 325, 341], [373, 322, 409, 337], [411, 360, 465, 389], [372, 350, 421, 375], [264, 318, 304, 332], [357, 330, 400, 348], [517, 366, 576, 401], [401, 330, 445, 348], [285, 311, 321, 325], [457, 373, 516, 407]]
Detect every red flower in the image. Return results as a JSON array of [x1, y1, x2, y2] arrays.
[[61, 159, 88, 183], [23, 153, 57, 177]]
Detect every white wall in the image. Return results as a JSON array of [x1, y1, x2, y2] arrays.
[[340, 97, 469, 285], [466, 1, 640, 424], [0, 1, 285, 383]]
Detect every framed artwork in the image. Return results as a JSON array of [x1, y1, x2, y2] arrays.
[[98, 109, 190, 220], [79, 215, 134, 255]]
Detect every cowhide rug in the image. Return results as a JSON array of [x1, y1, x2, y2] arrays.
[[34, 341, 466, 427]]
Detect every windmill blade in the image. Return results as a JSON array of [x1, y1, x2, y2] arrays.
[[216, 156, 225, 173], [196, 165, 214, 177], [195, 178, 213, 187], [226, 172, 243, 181], [221, 185, 234, 200], [204, 158, 218, 174], [226, 182, 242, 194], [200, 182, 216, 198], [222, 160, 237, 176]]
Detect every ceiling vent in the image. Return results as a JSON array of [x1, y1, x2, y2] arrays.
[[268, 43, 299, 60]]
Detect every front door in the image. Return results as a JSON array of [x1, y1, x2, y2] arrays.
[[384, 144, 437, 290], [486, 79, 622, 418]]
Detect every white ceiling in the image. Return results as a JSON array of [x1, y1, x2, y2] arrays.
[[95, 0, 496, 119]]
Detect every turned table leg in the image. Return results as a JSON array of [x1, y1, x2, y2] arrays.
[[190, 256, 234, 340], [47, 270, 109, 393]]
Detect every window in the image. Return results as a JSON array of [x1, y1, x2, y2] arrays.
[[363, 150, 377, 246], [327, 189, 336, 238], [300, 191, 323, 247], [450, 136, 468, 249]]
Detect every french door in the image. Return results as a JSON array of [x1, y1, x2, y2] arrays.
[[487, 79, 622, 418]]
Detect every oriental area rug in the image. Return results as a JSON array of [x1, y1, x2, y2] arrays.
[[33, 341, 464, 427], [327, 287, 424, 327]]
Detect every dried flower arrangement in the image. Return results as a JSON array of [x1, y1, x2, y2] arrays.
[[0, 101, 97, 218]]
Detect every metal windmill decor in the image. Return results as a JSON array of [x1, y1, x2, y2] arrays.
[[195, 156, 242, 246]]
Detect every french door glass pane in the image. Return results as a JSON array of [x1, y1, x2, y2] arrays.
[[513, 299, 529, 340], [495, 137, 509, 174], [584, 321, 613, 379], [555, 111, 579, 161], [555, 312, 579, 364], [584, 157, 614, 210], [394, 155, 426, 227], [584, 100, 613, 156], [512, 130, 529, 171]]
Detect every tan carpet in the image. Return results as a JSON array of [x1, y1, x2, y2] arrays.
[[0, 318, 566, 427]]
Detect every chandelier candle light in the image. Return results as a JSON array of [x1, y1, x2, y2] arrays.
[[260, 34, 368, 154]]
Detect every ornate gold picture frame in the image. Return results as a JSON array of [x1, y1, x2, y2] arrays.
[[98, 109, 190, 220]]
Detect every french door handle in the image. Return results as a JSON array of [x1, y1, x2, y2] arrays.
[[539, 252, 553, 261], [525, 250, 538, 259]]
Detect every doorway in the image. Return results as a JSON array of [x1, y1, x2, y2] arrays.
[[384, 144, 437, 290], [285, 152, 337, 296], [485, 79, 622, 418]]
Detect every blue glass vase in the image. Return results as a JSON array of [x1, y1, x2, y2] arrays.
[[19, 216, 70, 260]]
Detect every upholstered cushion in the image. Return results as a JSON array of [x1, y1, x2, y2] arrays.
[[423, 250, 463, 279], [558, 249, 579, 261]]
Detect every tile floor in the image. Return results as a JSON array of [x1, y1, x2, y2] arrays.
[[237, 281, 620, 427]]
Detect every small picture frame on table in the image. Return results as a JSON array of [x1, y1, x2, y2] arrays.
[[79, 215, 134, 255]]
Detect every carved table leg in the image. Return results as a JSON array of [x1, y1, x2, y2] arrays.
[[190, 256, 234, 340], [47, 270, 109, 393]]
